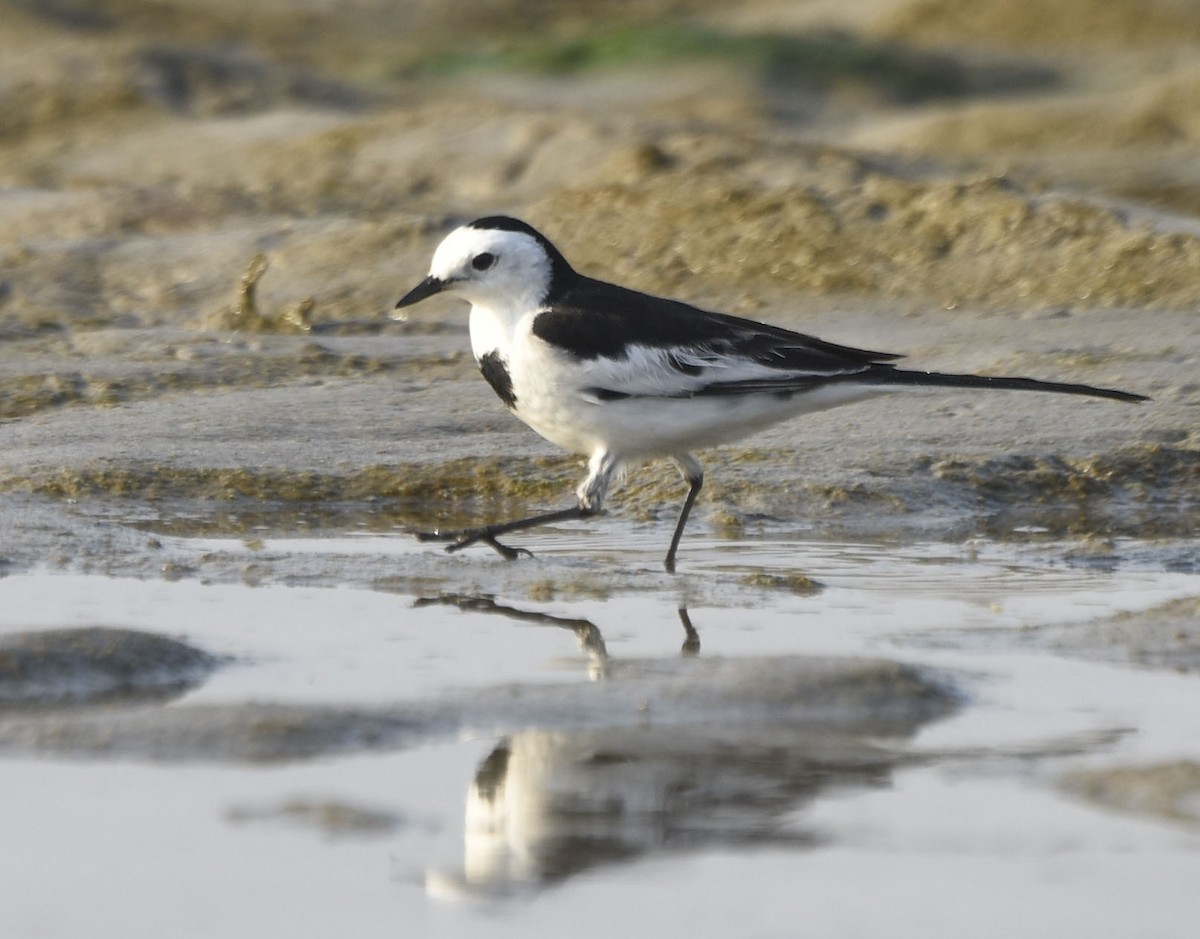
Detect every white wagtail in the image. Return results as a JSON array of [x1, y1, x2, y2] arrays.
[[396, 216, 1147, 572]]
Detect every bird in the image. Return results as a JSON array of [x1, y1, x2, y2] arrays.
[[395, 215, 1147, 572]]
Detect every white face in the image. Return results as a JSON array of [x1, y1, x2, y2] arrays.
[[426, 225, 554, 311]]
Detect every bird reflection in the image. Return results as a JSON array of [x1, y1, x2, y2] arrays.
[[437, 722, 913, 895], [677, 607, 700, 657], [414, 597, 942, 897], [412, 594, 701, 675]]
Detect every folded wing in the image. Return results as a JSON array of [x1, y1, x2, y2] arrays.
[[531, 276, 900, 401]]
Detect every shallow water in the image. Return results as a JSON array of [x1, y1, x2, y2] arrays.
[[2, 536, 1199, 937]]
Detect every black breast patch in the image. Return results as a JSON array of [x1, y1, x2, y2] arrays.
[[479, 350, 517, 409]]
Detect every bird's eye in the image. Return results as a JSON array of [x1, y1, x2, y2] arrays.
[[472, 252, 496, 272]]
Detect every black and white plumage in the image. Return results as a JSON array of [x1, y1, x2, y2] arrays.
[[396, 215, 1147, 572]]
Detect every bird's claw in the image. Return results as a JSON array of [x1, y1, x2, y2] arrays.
[[445, 532, 533, 561], [415, 527, 533, 561]]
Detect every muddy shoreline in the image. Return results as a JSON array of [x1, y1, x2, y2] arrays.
[[3, 1, 1198, 588], [2, 1, 1200, 933]]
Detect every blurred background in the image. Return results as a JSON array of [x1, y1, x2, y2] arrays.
[[5, 0, 1200, 340]]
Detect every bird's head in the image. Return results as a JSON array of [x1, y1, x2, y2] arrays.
[[395, 216, 574, 314]]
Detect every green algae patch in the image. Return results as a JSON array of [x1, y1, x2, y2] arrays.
[[0, 372, 91, 418], [4, 442, 1191, 544], [737, 572, 823, 596], [0, 456, 577, 508], [927, 443, 1200, 537], [405, 25, 1043, 103]]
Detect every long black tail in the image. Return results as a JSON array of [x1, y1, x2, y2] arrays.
[[861, 366, 1148, 403]]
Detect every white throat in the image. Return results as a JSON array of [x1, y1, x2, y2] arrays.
[[468, 302, 519, 362]]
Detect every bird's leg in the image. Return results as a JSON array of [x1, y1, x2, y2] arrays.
[[416, 451, 619, 561], [416, 505, 596, 559], [664, 455, 704, 574]]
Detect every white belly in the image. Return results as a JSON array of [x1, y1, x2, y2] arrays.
[[471, 304, 889, 459], [508, 354, 888, 458]]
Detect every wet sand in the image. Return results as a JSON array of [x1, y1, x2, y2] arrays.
[[2, 1, 1200, 935]]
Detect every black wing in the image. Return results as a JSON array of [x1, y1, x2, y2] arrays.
[[531, 277, 1147, 404], [531, 276, 901, 378]]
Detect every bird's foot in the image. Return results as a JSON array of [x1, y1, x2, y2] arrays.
[[416, 527, 534, 561]]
